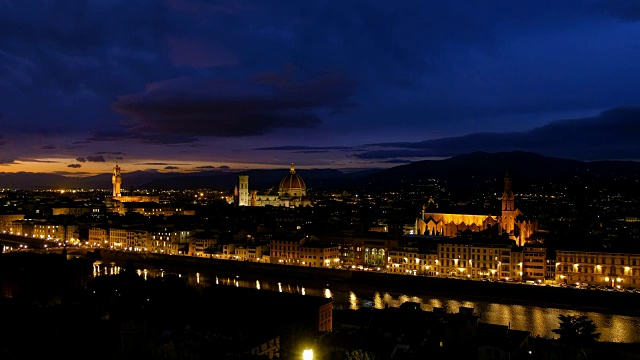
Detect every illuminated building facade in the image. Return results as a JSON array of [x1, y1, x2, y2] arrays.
[[522, 246, 546, 281], [556, 250, 640, 288], [387, 240, 522, 280], [33, 222, 78, 243], [108, 228, 177, 254], [233, 245, 270, 262], [270, 238, 303, 264], [511, 249, 523, 280], [326, 236, 398, 267], [5, 219, 78, 243], [470, 243, 514, 280], [52, 207, 91, 216], [0, 214, 24, 233], [415, 173, 536, 246], [89, 227, 109, 247], [188, 237, 216, 257], [10, 220, 30, 237], [436, 239, 523, 280], [123, 203, 194, 217], [438, 242, 472, 278], [546, 259, 557, 280], [90, 227, 193, 254], [300, 243, 340, 267], [109, 228, 148, 251], [388, 247, 438, 275]]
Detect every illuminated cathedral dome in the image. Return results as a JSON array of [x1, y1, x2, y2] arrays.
[[278, 163, 307, 198]]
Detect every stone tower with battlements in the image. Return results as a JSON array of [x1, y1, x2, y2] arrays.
[[112, 164, 122, 197]]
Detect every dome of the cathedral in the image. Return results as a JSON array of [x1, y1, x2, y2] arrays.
[[278, 164, 306, 198]]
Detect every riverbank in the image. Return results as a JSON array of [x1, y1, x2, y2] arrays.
[[89, 249, 640, 318]]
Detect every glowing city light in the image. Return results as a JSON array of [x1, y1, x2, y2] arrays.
[[303, 349, 313, 360]]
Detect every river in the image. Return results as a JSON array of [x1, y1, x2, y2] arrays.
[[94, 263, 640, 343]]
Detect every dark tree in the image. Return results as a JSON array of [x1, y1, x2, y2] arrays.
[[552, 314, 600, 346], [345, 349, 376, 360]]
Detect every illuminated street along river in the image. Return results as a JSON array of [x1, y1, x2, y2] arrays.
[[94, 264, 640, 343]]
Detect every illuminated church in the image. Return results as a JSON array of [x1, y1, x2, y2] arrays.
[[234, 164, 312, 207], [415, 173, 536, 246]]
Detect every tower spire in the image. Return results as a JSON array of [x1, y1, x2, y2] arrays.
[[290, 163, 295, 174], [503, 170, 513, 198], [501, 170, 516, 237]]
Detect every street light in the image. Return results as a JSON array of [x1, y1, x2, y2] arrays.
[[303, 349, 313, 360]]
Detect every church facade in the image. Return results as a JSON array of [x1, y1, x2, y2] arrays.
[[415, 173, 536, 246], [234, 164, 312, 207]]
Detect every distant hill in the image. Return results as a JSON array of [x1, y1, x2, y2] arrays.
[[0, 171, 186, 190], [0, 168, 354, 191], [362, 151, 640, 191], [0, 151, 638, 191], [139, 168, 348, 191]]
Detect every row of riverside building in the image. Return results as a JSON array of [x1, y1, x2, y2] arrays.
[[385, 236, 640, 289], [3, 212, 638, 289], [84, 224, 640, 289]]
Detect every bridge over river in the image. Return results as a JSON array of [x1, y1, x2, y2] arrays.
[[0, 233, 46, 251]]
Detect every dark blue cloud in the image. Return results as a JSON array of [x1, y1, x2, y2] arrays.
[[1, 0, 640, 166], [253, 146, 354, 151], [136, 162, 190, 166], [379, 159, 414, 164], [0, 1, 176, 132], [193, 165, 230, 170], [597, 1, 640, 21], [112, 70, 356, 137], [95, 151, 125, 155], [356, 107, 640, 160], [87, 156, 105, 162], [76, 155, 105, 163], [85, 129, 199, 145]]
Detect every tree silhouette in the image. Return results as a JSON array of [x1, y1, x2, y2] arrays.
[[345, 349, 376, 360], [552, 314, 600, 346]]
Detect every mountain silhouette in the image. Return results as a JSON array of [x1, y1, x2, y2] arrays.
[[360, 151, 640, 193], [0, 151, 638, 191]]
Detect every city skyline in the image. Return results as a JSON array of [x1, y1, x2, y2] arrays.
[[2, 1, 640, 175]]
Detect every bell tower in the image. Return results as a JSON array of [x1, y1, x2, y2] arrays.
[[501, 171, 516, 235], [112, 164, 122, 197], [238, 175, 249, 206]]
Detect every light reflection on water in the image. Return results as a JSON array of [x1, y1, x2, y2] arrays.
[[349, 291, 358, 310], [93, 264, 121, 277], [324, 288, 332, 299], [94, 264, 640, 343]]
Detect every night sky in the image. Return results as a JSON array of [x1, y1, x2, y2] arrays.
[[1, 0, 640, 175]]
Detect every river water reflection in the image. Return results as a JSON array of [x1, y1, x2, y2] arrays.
[[93, 264, 640, 343]]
